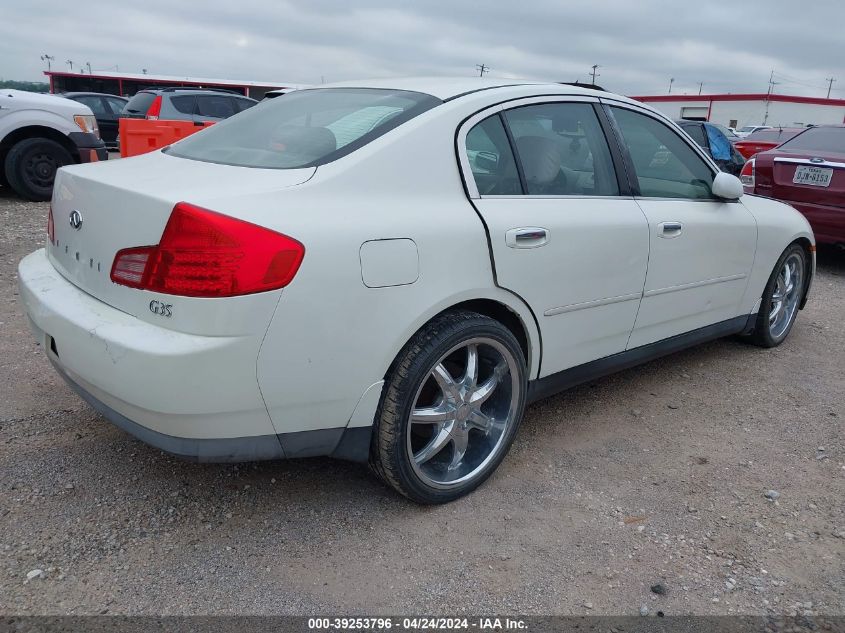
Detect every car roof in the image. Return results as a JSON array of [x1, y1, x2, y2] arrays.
[[62, 91, 127, 100], [315, 76, 609, 101], [138, 88, 252, 97]]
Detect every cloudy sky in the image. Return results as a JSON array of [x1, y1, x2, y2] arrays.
[[1, 0, 842, 97]]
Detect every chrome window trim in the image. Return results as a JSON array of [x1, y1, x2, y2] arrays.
[[774, 157, 845, 169], [479, 194, 634, 201], [457, 95, 602, 200]]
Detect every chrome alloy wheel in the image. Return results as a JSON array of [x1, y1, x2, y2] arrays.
[[769, 252, 804, 340], [406, 337, 520, 489]]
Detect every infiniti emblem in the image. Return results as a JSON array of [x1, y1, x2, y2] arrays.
[[810, 157, 824, 164], [69, 210, 83, 230]]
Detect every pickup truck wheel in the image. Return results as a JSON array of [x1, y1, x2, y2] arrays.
[[4, 138, 73, 201]]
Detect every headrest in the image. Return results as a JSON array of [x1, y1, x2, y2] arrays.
[[516, 136, 561, 185]]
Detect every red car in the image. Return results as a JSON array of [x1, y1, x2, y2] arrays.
[[734, 127, 806, 159], [741, 125, 845, 245]]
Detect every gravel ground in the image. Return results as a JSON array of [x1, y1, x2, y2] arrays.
[[0, 184, 843, 616]]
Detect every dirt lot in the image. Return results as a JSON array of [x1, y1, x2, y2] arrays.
[[0, 184, 843, 617]]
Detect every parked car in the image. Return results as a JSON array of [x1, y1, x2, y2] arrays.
[[736, 125, 772, 138], [0, 89, 106, 201], [262, 88, 298, 100], [715, 123, 741, 142], [61, 92, 128, 150], [734, 127, 805, 159], [676, 119, 746, 176], [120, 88, 257, 123], [741, 125, 844, 245], [19, 78, 814, 503]]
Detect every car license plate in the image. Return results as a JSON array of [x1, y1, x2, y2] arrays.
[[793, 165, 833, 187]]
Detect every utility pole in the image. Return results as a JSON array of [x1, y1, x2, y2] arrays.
[[698, 82, 704, 95], [668, 77, 674, 94], [85, 62, 91, 74], [65, 60, 73, 72], [40, 54, 54, 71], [826, 77, 836, 99], [763, 70, 780, 125], [590, 64, 600, 85], [476, 64, 489, 77]]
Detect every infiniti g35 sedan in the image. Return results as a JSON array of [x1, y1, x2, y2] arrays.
[[19, 78, 815, 504]]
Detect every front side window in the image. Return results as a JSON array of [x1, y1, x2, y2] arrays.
[[73, 95, 107, 116], [610, 107, 715, 199], [166, 88, 441, 169], [465, 115, 521, 195], [504, 102, 619, 196]]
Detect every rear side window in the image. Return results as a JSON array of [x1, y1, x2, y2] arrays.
[[166, 88, 441, 169], [504, 102, 619, 196], [465, 115, 521, 195], [124, 92, 156, 115], [170, 95, 196, 115], [778, 127, 845, 153], [610, 107, 715, 199], [680, 123, 707, 148], [196, 95, 237, 119], [235, 97, 257, 112], [105, 97, 128, 115]]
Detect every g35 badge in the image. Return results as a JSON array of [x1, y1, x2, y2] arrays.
[[149, 300, 173, 318]]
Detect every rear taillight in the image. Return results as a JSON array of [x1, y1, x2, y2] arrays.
[[146, 95, 162, 120], [740, 158, 755, 189], [110, 202, 305, 297], [47, 204, 55, 245]]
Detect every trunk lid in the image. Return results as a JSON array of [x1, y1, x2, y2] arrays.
[[48, 151, 314, 332], [760, 150, 845, 209]]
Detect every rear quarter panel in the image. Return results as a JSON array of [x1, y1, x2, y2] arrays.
[[237, 100, 541, 435]]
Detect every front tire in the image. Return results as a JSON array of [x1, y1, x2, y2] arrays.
[[370, 311, 527, 504], [4, 138, 73, 202], [746, 243, 807, 347]]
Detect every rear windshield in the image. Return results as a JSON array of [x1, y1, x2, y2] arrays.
[[164, 88, 441, 169], [778, 127, 845, 153], [123, 92, 156, 115]]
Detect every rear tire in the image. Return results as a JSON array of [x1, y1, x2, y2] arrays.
[[4, 138, 73, 201], [746, 244, 806, 348], [370, 311, 527, 504]]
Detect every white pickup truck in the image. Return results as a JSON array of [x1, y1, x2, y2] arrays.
[[0, 89, 107, 201]]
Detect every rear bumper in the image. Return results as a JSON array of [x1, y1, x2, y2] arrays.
[[18, 248, 369, 463]]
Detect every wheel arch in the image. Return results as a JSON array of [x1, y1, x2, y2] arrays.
[[0, 125, 78, 168], [791, 236, 815, 310], [383, 290, 542, 382]]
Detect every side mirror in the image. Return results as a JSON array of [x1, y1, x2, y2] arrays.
[[712, 171, 744, 200]]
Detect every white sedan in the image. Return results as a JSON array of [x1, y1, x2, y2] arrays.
[[19, 78, 814, 503]]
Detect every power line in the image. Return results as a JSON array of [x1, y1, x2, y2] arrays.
[[826, 77, 836, 99], [476, 64, 489, 77]]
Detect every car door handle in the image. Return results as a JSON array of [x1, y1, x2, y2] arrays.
[[506, 227, 549, 249], [658, 221, 683, 238]]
